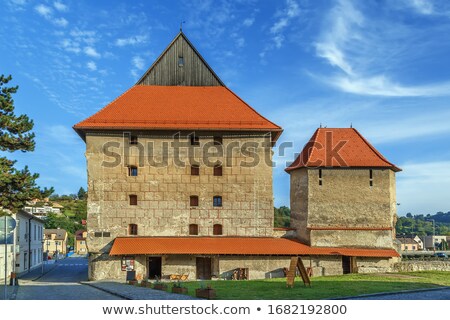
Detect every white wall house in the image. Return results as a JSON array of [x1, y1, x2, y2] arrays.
[[14, 210, 45, 275]]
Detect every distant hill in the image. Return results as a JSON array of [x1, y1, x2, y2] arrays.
[[396, 211, 450, 236]]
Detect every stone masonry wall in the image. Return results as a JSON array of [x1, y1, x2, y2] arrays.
[[393, 261, 450, 272], [290, 168, 397, 248]]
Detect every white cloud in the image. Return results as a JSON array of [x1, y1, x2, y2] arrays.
[[35, 4, 52, 18], [87, 61, 97, 71], [60, 38, 80, 53], [53, 17, 68, 27], [313, 0, 450, 97], [132, 56, 145, 70], [243, 17, 255, 27], [53, 1, 68, 12], [115, 35, 148, 47], [270, 0, 300, 48], [84, 46, 100, 58]]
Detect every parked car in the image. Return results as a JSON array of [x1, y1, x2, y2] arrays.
[[434, 252, 448, 259]]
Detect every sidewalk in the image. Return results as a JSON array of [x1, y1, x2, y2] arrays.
[[82, 281, 200, 300], [18, 261, 58, 281]]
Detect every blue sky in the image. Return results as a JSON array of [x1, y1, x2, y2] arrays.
[[1, 0, 450, 216]]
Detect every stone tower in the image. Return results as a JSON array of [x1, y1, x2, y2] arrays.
[[286, 128, 401, 249]]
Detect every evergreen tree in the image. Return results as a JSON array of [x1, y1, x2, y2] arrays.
[[0, 74, 53, 215], [77, 187, 87, 200]]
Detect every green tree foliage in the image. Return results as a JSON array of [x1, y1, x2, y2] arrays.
[[396, 211, 450, 236], [274, 206, 291, 227], [77, 187, 87, 200], [0, 75, 53, 216]]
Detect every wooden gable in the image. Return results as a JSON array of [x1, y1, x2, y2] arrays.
[[136, 32, 224, 86]]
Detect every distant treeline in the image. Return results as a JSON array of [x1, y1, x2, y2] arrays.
[[396, 211, 450, 236]]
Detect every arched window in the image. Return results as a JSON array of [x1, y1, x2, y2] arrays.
[[189, 224, 198, 235], [213, 224, 223, 235], [128, 224, 138, 235]]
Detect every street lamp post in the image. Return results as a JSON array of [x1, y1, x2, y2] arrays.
[[426, 219, 436, 251], [41, 240, 45, 275]]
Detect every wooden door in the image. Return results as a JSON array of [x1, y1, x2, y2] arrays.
[[196, 257, 212, 280]]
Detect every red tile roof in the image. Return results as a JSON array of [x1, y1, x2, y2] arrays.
[[74, 85, 282, 140], [286, 128, 401, 172], [109, 237, 399, 258]]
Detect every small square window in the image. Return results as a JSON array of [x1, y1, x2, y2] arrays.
[[191, 165, 200, 176], [190, 136, 200, 146], [128, 166, 138, 176], [130, 135, 138, 145], [213, 196, 222, 207], [189, 224, 198, 235], [213, 165, 223, 176], [190, 195, 199, 207], [213, 224, 223, 235], [129, 195, 138, 206], [128, 224, 138, 236]]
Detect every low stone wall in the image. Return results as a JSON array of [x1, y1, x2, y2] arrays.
[[393, 261, 450, 272]]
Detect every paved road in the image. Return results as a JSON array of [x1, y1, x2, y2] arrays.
[[351, 288, 450, 300], [15, 257, 122, 300]]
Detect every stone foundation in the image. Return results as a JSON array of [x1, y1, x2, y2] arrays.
[[89, 254, 396, 281]]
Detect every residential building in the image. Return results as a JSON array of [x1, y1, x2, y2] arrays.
[[413, 235, 424, 250], [75, 230, 88, 254], [23, 199, 64, 218], [396, 237, 419, 251], [15, 210, 45, 275], [424, 235, 448, 250], [1, 210, 45, 281], [74, 31, 399, 281], [44, 229, 68, 257]]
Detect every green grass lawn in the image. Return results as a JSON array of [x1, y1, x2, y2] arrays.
[[174, 272, 450, 299]]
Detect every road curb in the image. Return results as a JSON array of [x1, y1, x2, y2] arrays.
[[80, 282, 132, 300], [331, 286, 450, 300]]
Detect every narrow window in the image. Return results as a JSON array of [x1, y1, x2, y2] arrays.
[[178, 56, 184, 67], [370, 180, 373, 187], [128, 166, 138, 176], [130, 135, 138, 145], [213, 165, 223, 176], [190, 135, 200, 146], [213, 136, 222, 146], [319, 169, 323, 186], [369, 169, 373, 187], [369, 169, 373, 179], [191, 165, 200, 176], [190, 195, 199, 207], [189, 224, 198, 235], [213, 196, 222, 207], [213, 224, 223, 235], [128, 224, 138, 236], [129, 195, 138, 206]]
